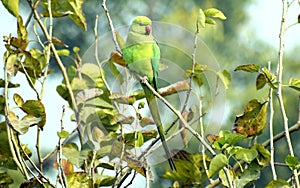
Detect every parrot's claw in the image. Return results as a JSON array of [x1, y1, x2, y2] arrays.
[[141, 76, 149, 84]]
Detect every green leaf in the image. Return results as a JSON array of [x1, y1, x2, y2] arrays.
[[85, 97, 114, 109], [13, 93, 24, 107], [213, 130, 246, 150], [1, 0, 19, 17], [219, 169, 234, 187], [96, 162, 115, 170], [288, 77, 300, 91], [217, 69, 231, 89], [0, 168, 14, 186], [62, 143, 89, 168], [125, 155, 146, 176], [135, 131, 144, 148], [208, 154, 228, 178], [42, 0, 87, 30], [71, 77, 89, 91], [56, 49, 70, 56], [76, 88, 103, 104], [253, 144, 270, 166], [0, 122, 18, 169], [123, 130, 157, 147], [262, 67, 277, 89], [0, 96, 5, 115], [256, 73, 266, 90], [21, 100, 46, 128], [73, 46, 80, 53], [57, 130, 70, 138], [80, 63, 104, 88], [91, 127, 105, 143], [115, 31, 125, 50], [205, 17, 216, 25], [17, 16, 28, 41], [204, 8, 227, 20], [233, 99, 268, 137], [20, 48, 46, 82], [0, 79, 20, 88], [94, 174, 115, 187], [109, 61, 124, 85], [56, 84, 71, 105], [235, 148, 258, 163], [197, 8, 206, 28], [265, 179, 289, 188], [285, 155, 299, 170], [234, 64, 260, 73], [235, 169, 260, 188], [162, 150, 210, 183], [185, 64, 207, 87]]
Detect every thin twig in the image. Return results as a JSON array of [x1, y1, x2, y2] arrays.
[[90, 150, 97, 188], [57, 106, 67, 188], [268, 61, 277, 180], [36, 127, 43, 171], [18, 136, 55, 187], [199, 94, 213, 184], [101, 0, 122, 53], [39, 0, 53, 99], [3, 53, 29, 179], [276, 0, 299, 186], [94, 15, 113, 95]]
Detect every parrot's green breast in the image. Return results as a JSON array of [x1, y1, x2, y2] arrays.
[[123, 41, 159, 84]]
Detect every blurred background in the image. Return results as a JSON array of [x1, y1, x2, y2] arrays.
[[1, 0, 300, 187]]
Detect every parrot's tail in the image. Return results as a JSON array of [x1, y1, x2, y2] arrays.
[[145, 89, 176, 171]]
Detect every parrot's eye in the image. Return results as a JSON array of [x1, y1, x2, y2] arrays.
[[139, 23, 143, 26]]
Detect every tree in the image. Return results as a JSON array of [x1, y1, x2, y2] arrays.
[[1, 0, 300, 187]]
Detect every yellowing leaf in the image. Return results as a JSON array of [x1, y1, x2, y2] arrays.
[[67, 172, 89, 188], [233, 99, 268, 137], [265, 179, 289, 188], [234, 64, 260, 73], [197, 8, 206, 28], [204, 8, 227, 20], [8, 111, 41, 134], [115, 31, 125, 50], [17, 16, 28, 41], [289, 77, 300, 91], [21, 100, 46, 128], [13, 93, 24, 107], [2, 0, 19, 17], [217, 69, 231, 89], [5, 54, 19, 76]]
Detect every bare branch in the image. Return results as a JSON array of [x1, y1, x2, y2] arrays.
[[102, 0, 122, 53], [276, 0, 299, 185]]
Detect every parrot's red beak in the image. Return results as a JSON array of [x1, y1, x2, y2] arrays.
[[145, 25, 151, 35]]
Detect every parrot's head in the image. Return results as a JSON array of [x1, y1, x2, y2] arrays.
[[130, 16, 152, 36]]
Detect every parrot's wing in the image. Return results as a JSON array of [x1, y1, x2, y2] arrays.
[[151, 41, 160, 90]]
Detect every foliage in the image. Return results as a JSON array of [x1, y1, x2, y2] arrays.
[[1, 0, 300, 187]]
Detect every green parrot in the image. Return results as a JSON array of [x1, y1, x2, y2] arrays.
[[122, 16, 176, 171]]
